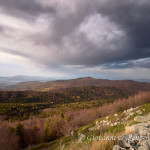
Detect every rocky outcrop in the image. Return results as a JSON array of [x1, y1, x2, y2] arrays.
[[113, 121, 150, 150], [76, 106, 150, 149], [89, 107, 143, 131]]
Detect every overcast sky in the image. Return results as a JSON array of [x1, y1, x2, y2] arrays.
[[0, 0, 150, 79]]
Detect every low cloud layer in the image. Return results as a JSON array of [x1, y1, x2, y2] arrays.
[[0, 0, 150, 78]]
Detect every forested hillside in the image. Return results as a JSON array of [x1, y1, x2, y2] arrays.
[[0, 86, 129, 103], [5, 77, 150, 93]]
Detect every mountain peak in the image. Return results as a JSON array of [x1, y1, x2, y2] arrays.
[[77, 77, 95, 80]]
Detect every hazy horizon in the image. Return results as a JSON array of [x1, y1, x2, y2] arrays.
[[1, 75, 150, 83]]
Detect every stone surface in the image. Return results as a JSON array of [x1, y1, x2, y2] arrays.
[[87, 109, 150, 150], [70, 130, 74, 136], [78, 133, 85, 142], [113, 145, 121, 150], [138, 143, 149, 150], [113, 119, 150, 150], [134, 113, 150, 123]]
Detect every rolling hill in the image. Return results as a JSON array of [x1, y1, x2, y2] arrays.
[[5, 77, 150, 93], [0, 86, 129, 104]]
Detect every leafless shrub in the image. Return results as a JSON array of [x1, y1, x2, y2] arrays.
[[0, 122, 19, 150]]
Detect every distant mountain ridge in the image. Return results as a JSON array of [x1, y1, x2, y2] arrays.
[[0, 75, 57, 89], [5, 77, 150, 93], [0, 75, 56, 82]]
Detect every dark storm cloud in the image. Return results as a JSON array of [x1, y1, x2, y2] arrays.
[[102, 58, 150, 69], [96, 0, 150, 61], [29, 0, 150, 67], [0, 0, 150, 69]]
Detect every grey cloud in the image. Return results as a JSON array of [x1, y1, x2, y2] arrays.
[[0, 47, 33, 59], [102, 58, 150, 69], [50, 0, 97, 43], [0, 26, 4, 32], [0, 0, 56, 20], [0, 25, 16, 37], [30, 0, 150, 67], [0, 0, 150, 69], [96, 0, 150, 60]]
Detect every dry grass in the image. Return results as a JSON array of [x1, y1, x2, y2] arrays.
[[88, 140, 118, 150], [67, 133, 121, 150]]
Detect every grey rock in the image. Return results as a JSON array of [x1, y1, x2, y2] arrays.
[[113, 145, 121, 150], [88, 126, 96, 131], [70, 130, 74, 136], [78, 133, 85, 142], [116, 132, 150, 149], [126, 123, 148, 135], [147, 121, 150, 127], [134, 113, 150, 123], [112, 113, 150, 150], [138, 143, 149, 150]]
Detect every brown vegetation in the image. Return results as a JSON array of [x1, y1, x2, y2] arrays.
[[0, 92, 150, 149], [0, 122, 19, 150]]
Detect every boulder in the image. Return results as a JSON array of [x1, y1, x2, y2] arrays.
[[125, 123, 148, 135], [117, 120, 150, 150], [134, 113, 150, 123], [138, 143, 149, 150], [115, 113, 118, 117], [134, 116, 143, 122], [113, 145, 126, 150], [113, 145, 120, 150], [78, 133, 85, 142]]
